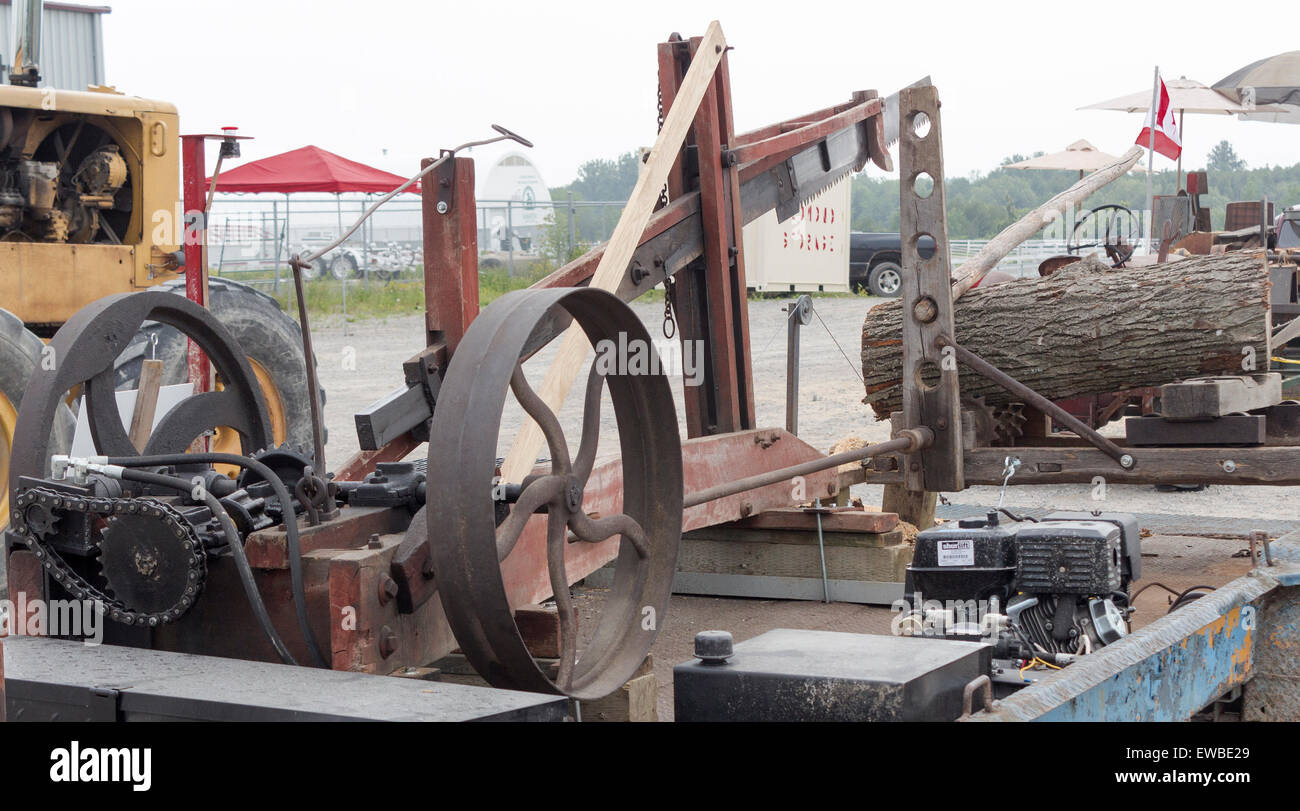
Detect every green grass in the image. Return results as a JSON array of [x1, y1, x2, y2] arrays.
[[261, 262, 564, 322]]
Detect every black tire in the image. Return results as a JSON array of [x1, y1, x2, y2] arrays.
[[112, 278, 325, 452], [0, 308, 76, 528], [330, 252, 359, 281], [867, 259, 904, 297]]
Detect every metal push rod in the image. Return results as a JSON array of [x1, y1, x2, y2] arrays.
[[683, 431, 929, 508], [936, 336, 1135, 469], [785, 295, 813, 435]]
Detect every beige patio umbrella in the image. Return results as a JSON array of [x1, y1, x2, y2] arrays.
[[1080, 77, 1280, 189], [1213, 50, 1300, 124], [1005, 139, 1147, 179]]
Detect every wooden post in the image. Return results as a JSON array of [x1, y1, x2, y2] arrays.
[[128, 358, 164, 452], [422, 156, 479, 353], [897, 85, 962, 494]]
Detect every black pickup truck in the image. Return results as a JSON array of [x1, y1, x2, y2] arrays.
[[849, 232, 935, 296]]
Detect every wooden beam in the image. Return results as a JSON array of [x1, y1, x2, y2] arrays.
[[128, 358, 163, 452], [499, 21, 727, 485]]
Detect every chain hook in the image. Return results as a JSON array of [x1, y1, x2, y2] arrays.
[[996, 456, 1020, 510]]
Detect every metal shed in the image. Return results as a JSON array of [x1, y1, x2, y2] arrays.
[[0, 1, 107, 90]]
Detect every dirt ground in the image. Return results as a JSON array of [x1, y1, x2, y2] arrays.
[[308, 296, 1287, 721]]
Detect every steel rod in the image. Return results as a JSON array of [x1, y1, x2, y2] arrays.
[[938, 337, 1135, 469], [683, 433, 923, 509]]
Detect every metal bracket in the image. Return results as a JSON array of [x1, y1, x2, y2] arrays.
[[897, 85, 963, 492]]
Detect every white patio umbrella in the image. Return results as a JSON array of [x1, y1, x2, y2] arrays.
[[1080, 77, 1280, 189], [1005, 139, 1147, 179]]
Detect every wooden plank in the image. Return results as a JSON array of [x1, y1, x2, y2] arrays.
[[128, 358, 163, 451], [499, 21, 727, 485], [897, 85, 962, 493], [678, 536, 912, 581], [685, 526, 905, 549], [731, 507, 898, 534], [1159, 374, 1282, 420]]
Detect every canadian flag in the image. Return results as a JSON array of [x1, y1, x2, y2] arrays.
[[1135, 77, 1182, 161]]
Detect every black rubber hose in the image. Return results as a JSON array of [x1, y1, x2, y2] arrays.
[[116, 467, 297, 665], [105, 452, 327, 667]]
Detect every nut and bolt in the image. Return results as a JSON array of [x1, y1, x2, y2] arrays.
[[379, 574, 399, 606], [379, 625, 399, 658], [436, 201, 449, 214]]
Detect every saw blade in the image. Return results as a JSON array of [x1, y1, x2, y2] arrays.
[[883, 75, 933, 149]]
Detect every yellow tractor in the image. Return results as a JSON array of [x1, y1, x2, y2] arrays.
[[0, 0, 316, 528]]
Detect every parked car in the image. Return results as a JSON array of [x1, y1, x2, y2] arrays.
[[848, 231, 935, 297]]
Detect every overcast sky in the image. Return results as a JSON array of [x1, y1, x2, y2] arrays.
[[101, 0, 1297, 190]]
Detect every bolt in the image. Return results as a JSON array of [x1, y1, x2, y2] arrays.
[[936, 417, 948, 430], [436, 201, 449, 214], [368, 533, 382, 549], [421, 556, 436, 579], [694, 630, 733, 664], [1222, 459, 1237, 473], [379, 574, 399, 606], [379, 625, 399, 658]]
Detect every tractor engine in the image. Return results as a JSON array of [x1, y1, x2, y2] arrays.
[[903, 511, 1141, 685], [0, 122, 131, 244]]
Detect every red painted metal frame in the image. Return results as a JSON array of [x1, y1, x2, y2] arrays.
[[724, 97, 882, 166], [181, 134, 211, 394], [422, 156, 479, 352]]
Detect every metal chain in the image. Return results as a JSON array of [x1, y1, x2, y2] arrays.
[[662, 275, 678, 339], [10, 487, 207, 627]]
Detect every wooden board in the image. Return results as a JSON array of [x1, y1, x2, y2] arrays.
[[731, 507, 898, 534]]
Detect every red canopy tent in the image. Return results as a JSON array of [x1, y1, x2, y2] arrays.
[[206, 145, 420, 282], [207, 145, 419, 194]]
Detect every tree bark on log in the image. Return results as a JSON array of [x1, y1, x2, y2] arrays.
[[861, 252, 1272, 418]]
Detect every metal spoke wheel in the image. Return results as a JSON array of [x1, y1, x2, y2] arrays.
[[1068, 203, 1137, 267], [8, 291, 274, 485], [427, 287, 682, 701]]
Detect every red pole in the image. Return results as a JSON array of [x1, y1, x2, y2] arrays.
[[181, 134, 210, 394]]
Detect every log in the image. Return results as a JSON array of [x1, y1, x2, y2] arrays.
[[950, 145, 1144, 300], [861, 252, 1272, 418]]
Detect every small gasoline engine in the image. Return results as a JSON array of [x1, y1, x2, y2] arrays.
[[904, 510, 1142, 687]]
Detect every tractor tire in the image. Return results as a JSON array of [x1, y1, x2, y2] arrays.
[[113, 277, 326, 453], [866, 259, 904, 298], [0, 308, 77, 532]]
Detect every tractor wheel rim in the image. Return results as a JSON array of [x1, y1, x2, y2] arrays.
[[212, 358, 288, 473], [0, 389, 16, 527]]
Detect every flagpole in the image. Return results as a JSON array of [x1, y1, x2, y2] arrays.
[[1145, 65, 1159, 253]]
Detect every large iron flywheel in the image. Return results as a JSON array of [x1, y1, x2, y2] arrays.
[[427, 287, 682, 700], [8, 290, 273, 488]]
